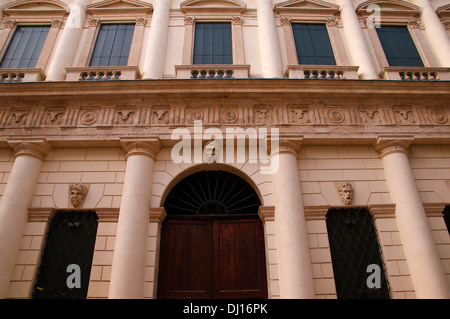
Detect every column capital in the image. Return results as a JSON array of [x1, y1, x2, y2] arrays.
[[271, 135, 303, 157], [120, 137, 161, 160], [7, 138, 52, 161], [373, 135, 414, 159]]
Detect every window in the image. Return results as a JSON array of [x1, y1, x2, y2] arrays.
[[326, 208, 390, 299], [376, 26, 423, 67], [0, 26, 50, 69], [193, 22, 232, 65], [89, 24, 135, 67], [292, 23, 336, 65]]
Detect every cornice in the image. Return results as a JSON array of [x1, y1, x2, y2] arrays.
[[1, 79, 449, 99]]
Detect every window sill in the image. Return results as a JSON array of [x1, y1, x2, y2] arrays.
[[0, 68, 45, 82], [175, 64, 250, 79], [285, 65, 359, 80], [380, 67, 450, 81], [65, 66, 141, 81]]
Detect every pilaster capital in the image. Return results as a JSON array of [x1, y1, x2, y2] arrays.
[[258, 206, 275, 223], [7, 138, 52, 161], [149, 207, 167, 223], [135, 17, 147, 26], [2, 19, 16, 29], [120, 137, 161, 160], [373, 135, 414, 159], [369, 204, 396, 219], [280, 16, 291, 27], [304, 206, 329, 220], [51, 19, 63, 28], [271, 135, 303, 158]]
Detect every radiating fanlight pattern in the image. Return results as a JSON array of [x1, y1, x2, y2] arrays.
[[164, 170, 261, 216]]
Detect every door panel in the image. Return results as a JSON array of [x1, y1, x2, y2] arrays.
[[213, 218, 267, 299], [158, 219, 212, 299], [157, 216, 267, 299]]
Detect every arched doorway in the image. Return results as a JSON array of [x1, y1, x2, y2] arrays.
[[157, 170, 268, 299]]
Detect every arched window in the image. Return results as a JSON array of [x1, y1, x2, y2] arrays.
[[164, 170, 261, 216]]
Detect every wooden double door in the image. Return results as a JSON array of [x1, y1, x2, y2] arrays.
[[157, 216, 267, 299]]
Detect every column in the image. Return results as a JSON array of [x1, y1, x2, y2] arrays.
[[45, 0, 87, 81], [0, 139, 51, 298], [374, 136, 450, 298], [141, 0, 171, 79], [256, 0, 283, 78], [109, 138, 161, 299], [337, 0, 379, 79], [271, 138, 315, 298], [412, 0, 450, 66]]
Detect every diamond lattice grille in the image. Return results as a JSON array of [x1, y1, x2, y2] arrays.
[[33, 210, 98, 299], [326, 207, 390, 299]]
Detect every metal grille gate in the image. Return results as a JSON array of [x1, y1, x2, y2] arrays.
[[326, 207, 390, 299], [443, 206, 450, 235], [32, 210, 98, 299]]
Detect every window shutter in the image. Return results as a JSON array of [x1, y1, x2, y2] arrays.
[[1, 26, 50, 69], [193, 23, 232, 65], [292, 23, 336, 65], [376, 26, 423, 67], [89, 24, 135, 67]]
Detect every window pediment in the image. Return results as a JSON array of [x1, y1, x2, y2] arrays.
[[86, 0, 153, 15], [436, 4, 450, 19], [2, 0, 68, 17], [180, 0, 247, 14], [274, 0, 340, 16], [356, 0, 420, 19]]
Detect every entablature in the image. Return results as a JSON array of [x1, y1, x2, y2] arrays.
[[0, 79, 448, 149]]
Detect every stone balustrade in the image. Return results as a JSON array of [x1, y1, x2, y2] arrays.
[[285, 65, 359, 80], [65, 66, 141, 81], [1, 68, 45, 82], [380, 67, 450, 81], [175, 64, 250, 79]]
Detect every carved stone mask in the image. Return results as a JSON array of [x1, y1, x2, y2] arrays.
[[338, 182, 354, 206], [203, 140, 220, 164], [69, 183, 89, 208]]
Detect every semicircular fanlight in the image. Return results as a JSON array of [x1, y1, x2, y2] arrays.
[[164, 170, 261, 216]]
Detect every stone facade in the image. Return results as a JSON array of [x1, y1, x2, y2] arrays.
[[0, 0, 449, 299]]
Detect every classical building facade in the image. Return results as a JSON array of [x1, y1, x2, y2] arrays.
[[0, 0, 449, 299]]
